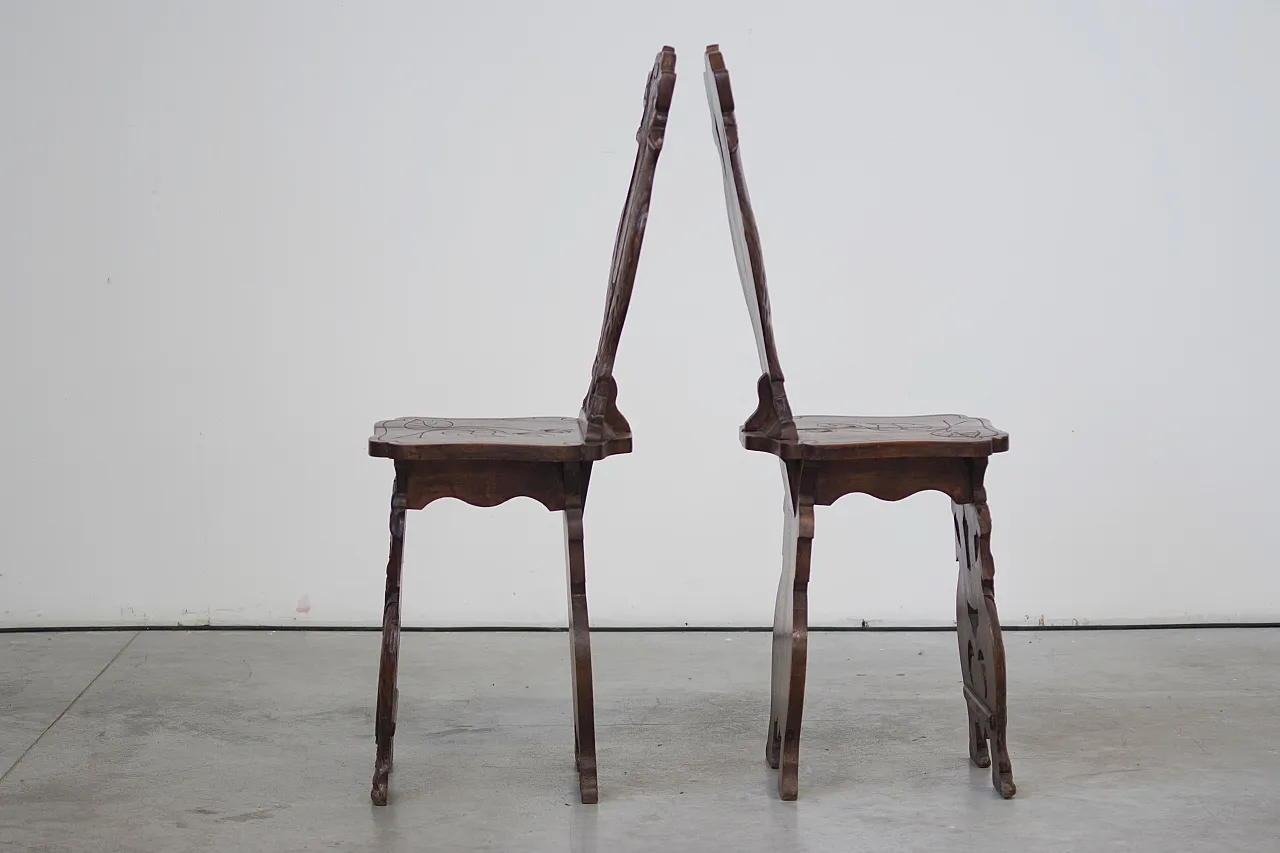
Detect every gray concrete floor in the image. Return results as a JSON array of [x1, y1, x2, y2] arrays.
[[0, 629, 1277, 852]]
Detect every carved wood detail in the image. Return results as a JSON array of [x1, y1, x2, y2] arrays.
[[370, 417, 630, 463], [815, 457, 973, 505], [403, 460, 567, 512], [580, 46, 677, 444], [954, 458, 1016, 798], [744, 414, 1009, 460]]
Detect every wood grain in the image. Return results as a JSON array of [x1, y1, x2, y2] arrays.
[[369, 417, 629, 463], [371, 462, 408, 806], [954, 458, 1016, 798], [581, 46, 677, 445], [745, 414, 1009, 460], [402, 460, 567, 512], [814, 457, 973, 505], [766, 459, 817, 801], [705, 46, 796, 443], [563, 461, 598, 803]]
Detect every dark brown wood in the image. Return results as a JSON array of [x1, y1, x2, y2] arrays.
[[745, 414, 1008, 461], [813, 456, 973, 506], [705, 44, 1016, 800], [765, 459, 817, 801], [706, 50, 796, 443], [403, 460, 568, 511], [581, 46, 676, 445], [954, 458, 1016, 797], [562, 461, 598, 803], [371, 462, 408, 806], [371, 417, 627, 463], [366, 46, 677, 806]]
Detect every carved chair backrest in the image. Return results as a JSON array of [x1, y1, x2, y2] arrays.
[[704, 45, 797, 442], [579, 46, 677, 443]]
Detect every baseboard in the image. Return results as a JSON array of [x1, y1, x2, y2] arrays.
[[2, 622, 1278, 634]]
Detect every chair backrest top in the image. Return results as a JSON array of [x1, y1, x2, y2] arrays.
[[704, 44, 796, 441], [579, 46, 677, 445]]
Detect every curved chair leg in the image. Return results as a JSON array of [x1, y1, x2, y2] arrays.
[[953, 459, 1015, 799], [563, 462, 598, 804], [372, 464, 409, 806], [768, 460, 816, 801]]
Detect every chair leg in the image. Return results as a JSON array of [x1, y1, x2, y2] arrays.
[[953, 460, 1016, 799], [765, 538, 788, 771], [563, 462, 598, 804], [768, 460, 815, 801], [371, 466, 409, 806]]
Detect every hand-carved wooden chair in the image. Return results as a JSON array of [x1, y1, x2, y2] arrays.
[[365, 47, 676, 807], [703, 45, 1015, 802]]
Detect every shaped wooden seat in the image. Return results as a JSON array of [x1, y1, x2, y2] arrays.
[[704, 45, 1015, 801], [366, 46, 676, 807], [743, 414, 1008, 460], [370, 416, 629, 462]]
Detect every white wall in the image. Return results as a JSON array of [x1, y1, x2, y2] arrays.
[[2, 1, 1277, 628]]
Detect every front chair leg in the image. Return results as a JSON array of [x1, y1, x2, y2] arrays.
[[768, 460, 816, 801], [563, 461, 598, 804], [371, 464, 409, 806], [953, 459, 1015, 799]]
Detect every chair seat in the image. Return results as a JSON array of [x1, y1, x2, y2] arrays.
[[743, 414, 1008, 460], [369, 416, 631, 462]]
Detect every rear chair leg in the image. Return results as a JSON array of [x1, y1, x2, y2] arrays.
[[966, 704, 991, 769], [953, 458, 1015, 799], [768, 460, 816, 801], [765, 530, 787, 772], [765, 498, 794, 771], [563, 462, 598, 804], [371, 464, 409, 806]]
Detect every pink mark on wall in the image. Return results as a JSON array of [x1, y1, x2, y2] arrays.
[[296, 595, 311, 615]]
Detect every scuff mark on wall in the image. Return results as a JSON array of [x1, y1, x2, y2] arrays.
[[179, 608, 211, 627]]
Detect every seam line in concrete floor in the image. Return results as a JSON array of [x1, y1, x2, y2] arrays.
[[0, 630, 139, 786]]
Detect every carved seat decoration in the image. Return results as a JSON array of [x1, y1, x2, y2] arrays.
[[366, 46, 677, 806]]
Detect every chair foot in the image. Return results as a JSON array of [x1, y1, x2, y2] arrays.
[[777, 756, 798, 802], [996, 774, 1017, 799], [764, 717, 781, 770], [991, 727, 1016, 798], [969, 718, 991, 768], [578, 757, 599, 804], [370, 763, 390, 806]]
